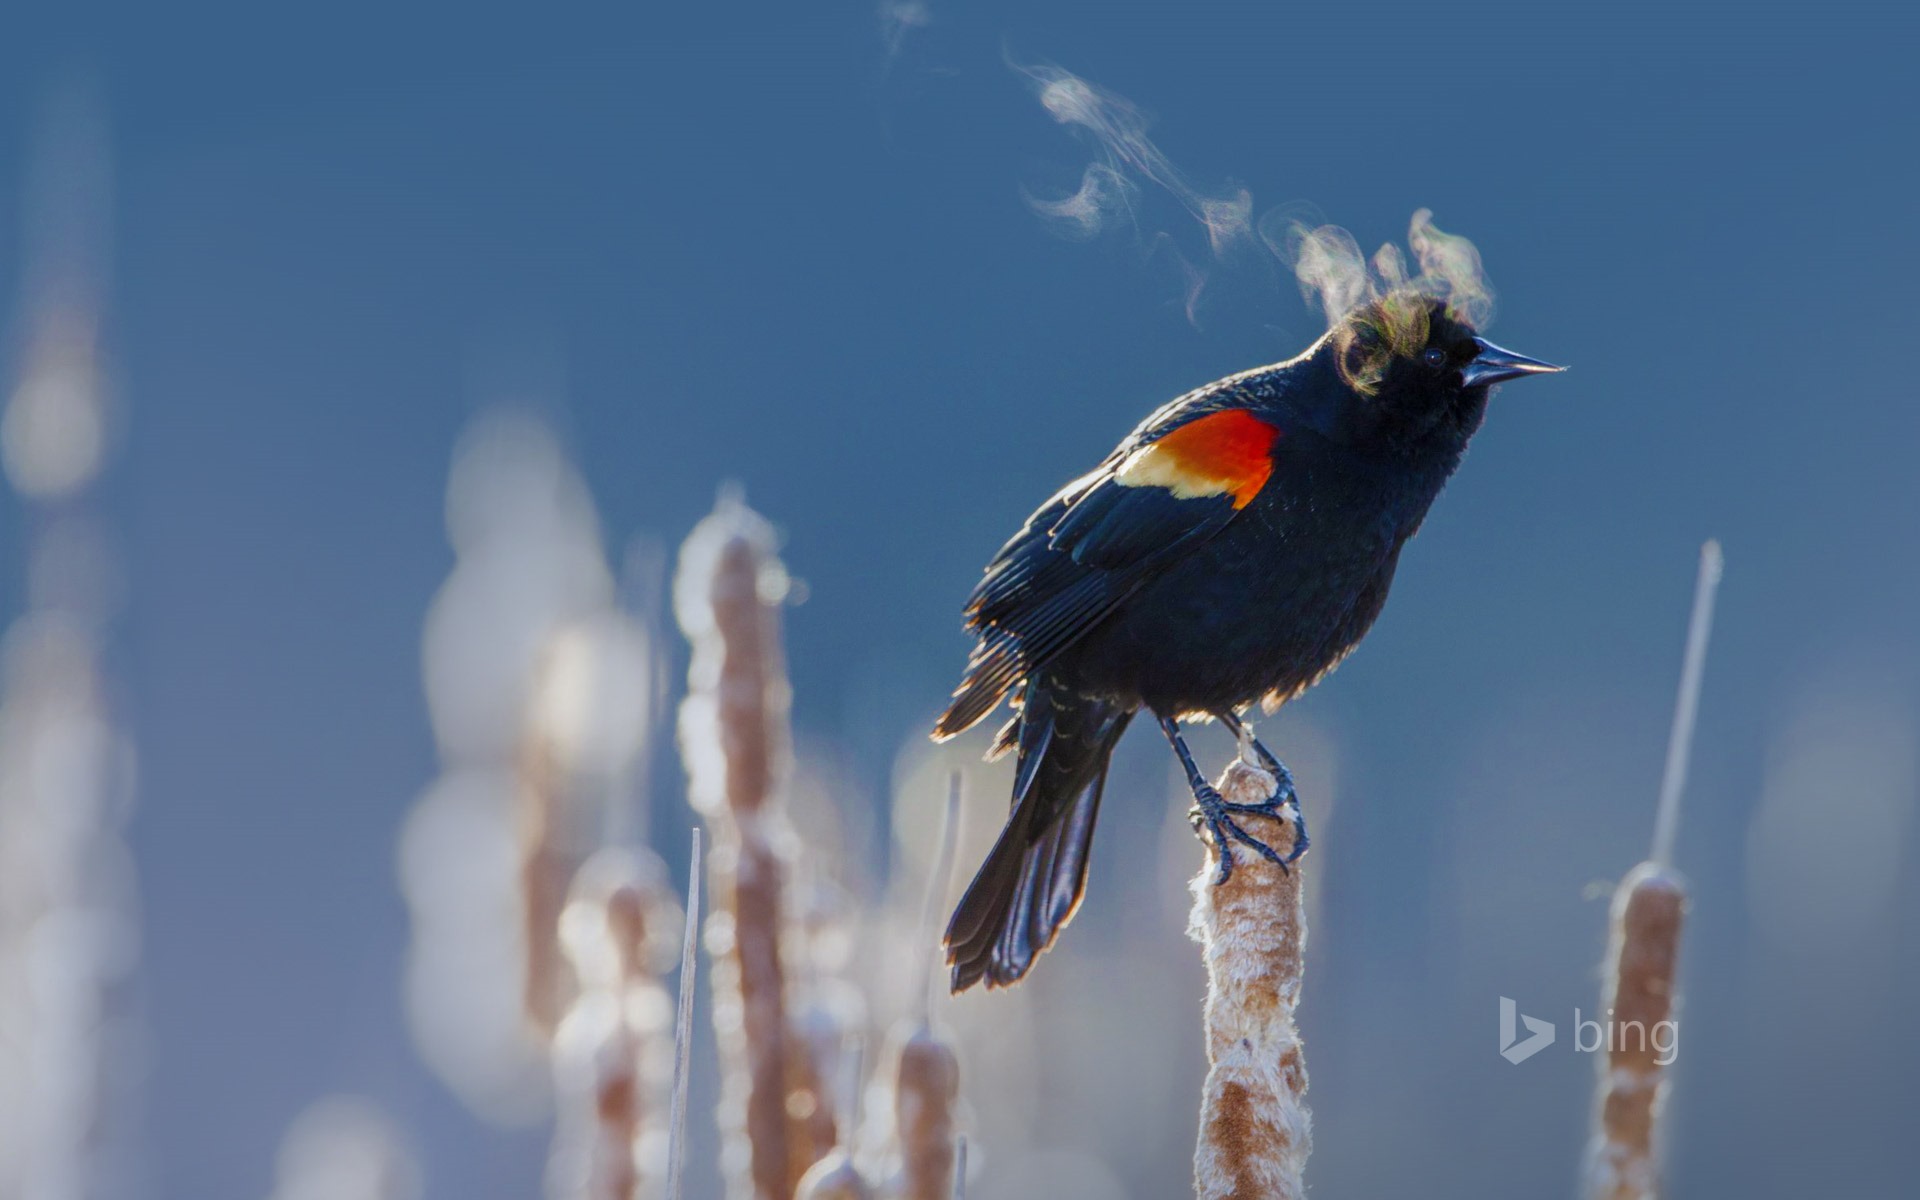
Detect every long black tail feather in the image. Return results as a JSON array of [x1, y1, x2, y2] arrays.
[[944, 679, 1132, 991]]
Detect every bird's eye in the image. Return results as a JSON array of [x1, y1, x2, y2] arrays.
[[1420, 347, 1448, 369]]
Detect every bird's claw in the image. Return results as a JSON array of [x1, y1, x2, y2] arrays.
[[1187, 783, 1304, 884]]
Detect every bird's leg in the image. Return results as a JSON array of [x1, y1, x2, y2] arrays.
[[1215, 710, 1283, 774], [1215, 710, 1309, 865], [1158, 714, 1290, 884]]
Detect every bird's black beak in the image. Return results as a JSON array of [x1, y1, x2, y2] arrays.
[[1462, 337, 1566, 389]]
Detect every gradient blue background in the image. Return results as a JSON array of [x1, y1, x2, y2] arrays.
[[4, 1, 1917, 1196]]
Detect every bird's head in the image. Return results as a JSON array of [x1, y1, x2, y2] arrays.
[[1315, 291, 1564, 450]]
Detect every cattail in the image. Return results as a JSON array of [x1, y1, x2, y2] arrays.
[[892, 775, 963, 1200], [786, 867, 865, 1184], [892, 1029, 961, 1200], [1585, 864, 1687, 1200], [675, 492, 830, 1199], [794, 1152, 874, 1200], [520, 736, 576, 1036], [796, 1033, 875, 1200], [546, 848, 684, 1199], [1189, 760, 1310, 1200], [0, 79, 139, 1200], [525, 609, 659, 1039], [267, 1096, 423, 1200], [1583, 542, 1720, 1200], [404, 412, 626, 1123]]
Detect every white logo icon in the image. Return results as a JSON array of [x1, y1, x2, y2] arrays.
[[1499, 996, 1555, 1064]]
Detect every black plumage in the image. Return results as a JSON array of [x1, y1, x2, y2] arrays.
[[934, 294, 1563, 992]]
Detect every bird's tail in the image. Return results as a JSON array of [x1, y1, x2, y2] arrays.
[[945, 678, 1132, 992]]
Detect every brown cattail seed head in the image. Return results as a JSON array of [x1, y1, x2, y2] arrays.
[[894, 1027, 961, 1200], [794, 1150, 873, 1200], [1189, 760, 1311, 1200], [1585, 862, 1687, 1200]]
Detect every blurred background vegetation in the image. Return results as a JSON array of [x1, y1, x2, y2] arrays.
[[1, 2, 1917, 1197]]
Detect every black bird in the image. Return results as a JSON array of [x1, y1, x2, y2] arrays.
[[933, 292, 1563, 991]]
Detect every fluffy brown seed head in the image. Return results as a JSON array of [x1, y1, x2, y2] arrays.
[[1585, 863, 1688, 1200], [675, 495, 812, 1200], [1189, 761, 1311, 1200]]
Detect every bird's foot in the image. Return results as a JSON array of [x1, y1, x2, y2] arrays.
[[1187, 780, 1305, 885], [1221, 790, 1310, 866]]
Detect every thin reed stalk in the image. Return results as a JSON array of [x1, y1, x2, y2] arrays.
[[675, 494, 831, 1199], [667, 829, 703, 1200], [1189, 760, 1310, 1200]]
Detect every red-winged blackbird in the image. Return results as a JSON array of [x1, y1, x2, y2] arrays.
[[932, 293, 1563, 992]]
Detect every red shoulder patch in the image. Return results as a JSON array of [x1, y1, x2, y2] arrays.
[[1113, 410, 1279, 509]]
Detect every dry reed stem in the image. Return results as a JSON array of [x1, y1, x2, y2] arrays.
[[1188, 760, 1310, 1200], [1583, 863, 1686, 1200], [1651, 541, 1722, 867], [675, 496, 830, 1199], [667, 829, 703, 1200]]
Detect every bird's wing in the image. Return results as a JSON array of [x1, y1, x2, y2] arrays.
[[934, 406, 1282, 738]]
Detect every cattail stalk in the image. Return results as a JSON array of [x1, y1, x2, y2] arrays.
[[520, 737, 574, 1036], [547, 847, 683, 1200], [893, 776, 963, 1200], [1189, 760, 1310, 1200], [795, 1040, 875, 1200], [675, 495, 832, 1199], [1583, 541, 1720, 1200]]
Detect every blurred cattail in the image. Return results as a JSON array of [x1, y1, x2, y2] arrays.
[[675, 492, 832, 1199], [403, 412, 634, 1124], [521, 736, 577, 1036], [546, 848, 685, 1200], [0, 76, 142, 1200], [794, 1151, 874, 1200], [1584, 865, 1687, 1200], [1188, 760, 1310, 1200], [525, 581, 661, 1037], [1584, 542, 1720, 1200], [786, 866, 865, 1183], [795, 1036, 875, 1200], [266, 1096, 423, 1200], [890, 776, 963, 1200], [891, 1028, 961, 1200]]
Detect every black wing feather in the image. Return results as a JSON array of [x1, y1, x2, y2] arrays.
[[934, 406, 1261, 739]]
